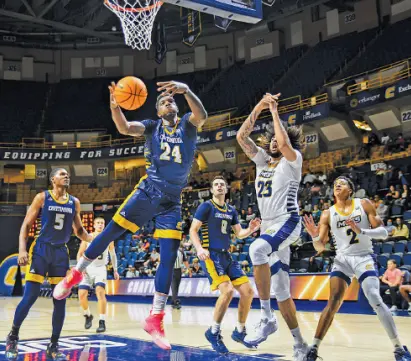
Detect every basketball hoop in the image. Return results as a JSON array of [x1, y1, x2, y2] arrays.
[[104, 0, 163, 50]]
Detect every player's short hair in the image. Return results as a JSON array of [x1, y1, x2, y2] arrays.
[[334, 176, 355, 195], [94, 216, 105, 223], [388, 259, 397, 265], [156, 94, 174, 110], [211, 175, 228, 187], [49, 168, 67, 184], [258, 121, 306, 153]]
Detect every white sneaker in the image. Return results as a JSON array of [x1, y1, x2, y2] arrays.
[[293, 342, 309, 361], [244, 314, 278, 346], [408, 304, 411, 313], [390, 305, 398, 312]]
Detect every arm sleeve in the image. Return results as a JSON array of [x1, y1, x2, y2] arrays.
[[194, 202, 211, 223], [140, 119, 157, 135], [251, 147, 270, 167]]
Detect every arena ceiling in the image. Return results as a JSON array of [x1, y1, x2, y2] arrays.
[[0, 0, 357, 48]]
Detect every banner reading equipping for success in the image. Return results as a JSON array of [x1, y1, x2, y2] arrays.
[[347, 78, 411, 110], [106, 274, 360, 301]]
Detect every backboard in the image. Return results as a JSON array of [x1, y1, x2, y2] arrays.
[[164, 0, 263, 23]]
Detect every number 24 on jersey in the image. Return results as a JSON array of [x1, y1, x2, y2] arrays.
[[160, 143, 182, 164]]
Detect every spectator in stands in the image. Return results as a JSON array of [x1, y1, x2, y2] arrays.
[[241, 260, 251, 274], [376, 200, 389, 222], [307, 256, 319, 273], [191, 259, 203, 275], [348, 167, 358, 182], [317, 172, 327, 183], [386, 185, 400, 204], [399, 284, 411, 312], [246, 206, 256, 221], [303, 170, 316, 185], [126, 266, 138, 278], [380, 259, 403, 311], [392, 218, 409, 240], [312, 204, 321, 222], [141, 238, 150, 251], [304, 201, 312, 213], [401, 184, 409, 200], [381, 132, 390, 147], [354, 184, 366, 199], [144, 248, 160, 268], [385, 219, 395, 236], [395, 133, 406, 152]]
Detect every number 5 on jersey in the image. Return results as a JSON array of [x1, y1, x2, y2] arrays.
[[54, 214, 65, 230], [160, 143, 182, 163]]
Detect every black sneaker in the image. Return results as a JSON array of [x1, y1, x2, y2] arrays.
[[84, 314, 93, 329], [5, 333, 18, 360], [306, 346, 322, 361], [96, 320, 106, 333], [174, 300, 182, 310], [46, 343, 67, 361]]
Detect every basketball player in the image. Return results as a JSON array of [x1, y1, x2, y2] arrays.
[[53, 80, 207, 350], [303, 176, 411, 361], [236, 93, 309, 361], [5, 168, 92, 361], [189, 176, 261, 354], [77, 217, 119, 333]]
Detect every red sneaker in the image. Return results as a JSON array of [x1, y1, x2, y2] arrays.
[[52, 268, 83, 300], [143, 311, 171, 350]]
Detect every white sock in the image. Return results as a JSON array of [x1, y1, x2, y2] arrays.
[[211, 322, 221, 334], [76, 256, 93, 272], [99, 314, 105, 321], [290, 327, 304, 345], [152, 293, 168, 315], [83, 308, 91, 317], [391, 337, 403, 350], [408, 302, 411, 307], [313, 338, 322, 348], [260, 299, 272, 320], [237, 322, 245, 333]]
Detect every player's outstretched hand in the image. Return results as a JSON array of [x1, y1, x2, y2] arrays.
[[266, 92, 281, 113], [249, 218, 261, 233], [108, 81, 119, 109], [157, 81, 189, 96], [18, 250, 28, 266], [346, 218, 361, 234], [113, 271, 120, 281], [196, 247, 210, 261], [303, 214, 319, 238]]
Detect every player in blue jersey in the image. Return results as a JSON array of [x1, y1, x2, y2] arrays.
[[189, 176, 261, 354], [5, 168, 92, 361], [53, 80, 207, 350]]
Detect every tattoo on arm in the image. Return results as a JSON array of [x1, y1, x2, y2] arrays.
[[236, 110, 259, 159]]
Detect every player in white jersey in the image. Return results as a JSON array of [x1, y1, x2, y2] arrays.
[[303, 176, 411, 361], [77, 217, 119, 333], [237, 93, 308, 361]]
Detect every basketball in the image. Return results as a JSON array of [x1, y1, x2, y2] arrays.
[[113, 76, 147, 110]]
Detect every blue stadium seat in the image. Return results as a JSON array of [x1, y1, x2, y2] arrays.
[[124, 239, 131, 247], [314, 257, 323, 269], [231, 253, 240, 261], [403, 253, 411, 266], [382, 242, 394, 254], [379, 267, 386, 276], [403, 211, 411, 222], [394, 241, 407, 254], [377, 254, 389, 268], [239, 253, 248, 261], [373, 243, 382, 254], [117, 240, 124, 247], [407, 242, 411, 252], [243, 244, 250, 253], [123, 246, 130, 255], [391, 206, 403, 216], [390, 253, 403, 266]]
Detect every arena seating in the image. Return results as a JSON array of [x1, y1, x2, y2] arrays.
[[0, 80, 48, 142], [343, 17, 411, 78]]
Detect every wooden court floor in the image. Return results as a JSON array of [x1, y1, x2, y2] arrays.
[[0, 297, 410, 361]]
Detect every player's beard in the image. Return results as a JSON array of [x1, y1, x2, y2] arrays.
[[269, 150, 281, 159]]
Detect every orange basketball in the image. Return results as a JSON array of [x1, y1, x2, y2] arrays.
[[113, 76, 147, 110]]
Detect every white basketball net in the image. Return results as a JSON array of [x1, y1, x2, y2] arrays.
[[104, 0, 163, 50]]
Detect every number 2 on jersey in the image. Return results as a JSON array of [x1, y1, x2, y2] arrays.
[[54, 214, 65, 230], [257, 180, 272, 198], [160, 143, 182, 164], [346, 228, 359, 245]]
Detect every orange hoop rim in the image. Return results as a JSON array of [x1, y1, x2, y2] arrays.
[[104, 0, 163, 12]]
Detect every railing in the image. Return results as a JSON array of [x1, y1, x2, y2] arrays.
[[0, 93, 328, 150], [324, 58, 410, 88]]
